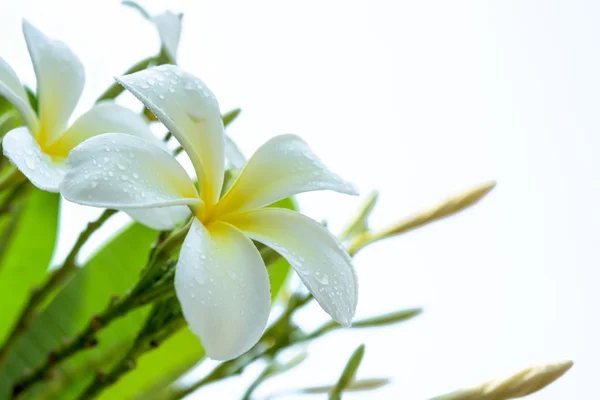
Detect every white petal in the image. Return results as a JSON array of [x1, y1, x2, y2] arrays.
[[216, 134, 358, 215], [46, 101, 158, 159], [175, 220, 270, 360], [116, 65, 225, 206], [2, 127, 65, 192], [223, 208, 358, 327], [22, 20, 84, 143], [60, 133, 200, 210], [0, 57, 38, 133], [153, 11, 181, 62], [125, 206, 190, 230], [225, 135, 246, 170]]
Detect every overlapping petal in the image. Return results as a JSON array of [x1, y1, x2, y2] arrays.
[[224, 135, 246, 170], [60, 133, 200, 209], [223, 208, 358, 327], [22, 20, 84, 144], [215, 134, 358, 216], [126, 206, 190, 230], [175, 220, 271, 360], [153, 11, 181, 62], [45, 102, 158, 159], [3, 127, 66, 192], [0, 58, 38, 133], [116, 65, 225, 206]]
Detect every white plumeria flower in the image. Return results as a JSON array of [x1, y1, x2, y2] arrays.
[[0, 21, 186, 230], [60, 65, 359, 360], [0, 21, 156, 192]]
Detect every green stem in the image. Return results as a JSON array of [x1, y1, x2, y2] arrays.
[[0, 168, 25, 193], [0, 209, 116, 370], [11, 220, 191, 399], [76, 308, 185, 400]]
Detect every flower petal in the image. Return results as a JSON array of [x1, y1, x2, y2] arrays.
[[125, 206, 190, 230], [216, 134, 358, 215], [2, 127, 65, 192], [225, 134, 246, 170], [116, 65, 225, 207], [22, 20, 84, 143], [0, 57, 38, 132], [223, 208, 358, 327], [153, 11, 182, 62], [60, 133, 200, 210], [175, 220, 270, 360], [46, 101, 157, 159]]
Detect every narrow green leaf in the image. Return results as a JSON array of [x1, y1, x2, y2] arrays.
[[0, 222, 158, 399], [353, 308, 422, 328], [222, 108, 242, 127], [0, 190, 59, 344], [310, 308, 422, 339], [330, 344, 365, 400], [24, 87, 38, 115], [265, 352, 308, 379], [302, 378, 390, 394]]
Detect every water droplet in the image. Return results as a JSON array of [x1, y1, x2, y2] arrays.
[[226, 269, 238, 281], [315, 274, 329, 285], [133, 173, 139, 179], [117, 163, 126, 171], [121, 175, 127, 181], [91, 182, 98, 188], [25, 157, 35, 170], [129, 152, 135, 158]]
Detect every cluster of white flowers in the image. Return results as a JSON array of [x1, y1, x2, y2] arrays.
[[0, 21, 359, 360]]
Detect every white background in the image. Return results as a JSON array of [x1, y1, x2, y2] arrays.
[[1, 0, 598, 398]]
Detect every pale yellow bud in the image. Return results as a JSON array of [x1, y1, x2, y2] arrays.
[[431, 360, 573, 400]]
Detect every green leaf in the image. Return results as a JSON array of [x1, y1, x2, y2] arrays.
[[301, 378, 390, 394], [100, 197, 298, 400], [352, 308, 422, 328], [24, 86, 38, 115], [0, 190, 59, 344], [0, 222, 158, 399], [330, 344, 365, 400], [222, 108, 241, 127]]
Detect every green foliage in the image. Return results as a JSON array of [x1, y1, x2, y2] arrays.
[[0, 222, 158, 399], [330, 344, 365, 400], [0, 190, 59, 345]]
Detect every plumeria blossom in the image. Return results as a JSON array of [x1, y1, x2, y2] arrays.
[[60, 65, 359, 360], [0, 20, 157, 193]]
